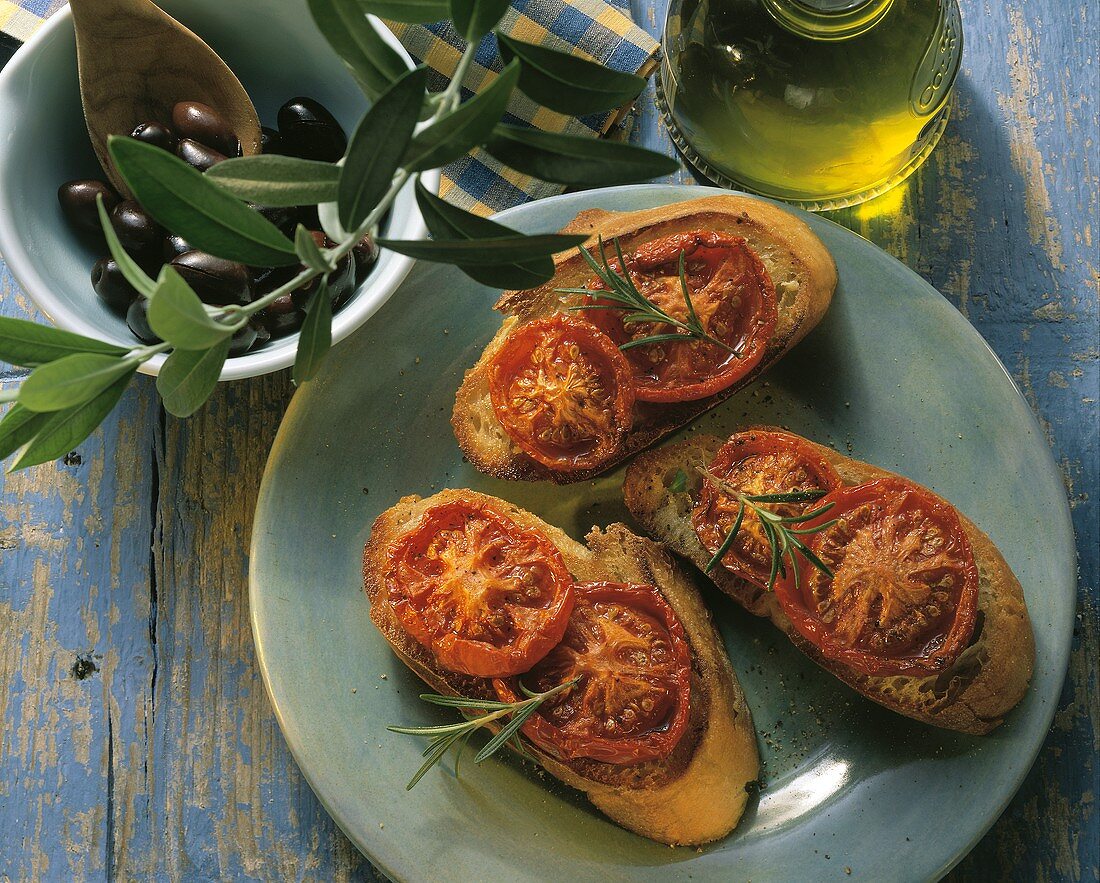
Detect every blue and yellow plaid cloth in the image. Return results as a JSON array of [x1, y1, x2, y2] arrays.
[[1, 0, 658, 214]]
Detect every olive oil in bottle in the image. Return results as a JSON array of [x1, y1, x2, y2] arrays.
[[660, 0, 962, 209]]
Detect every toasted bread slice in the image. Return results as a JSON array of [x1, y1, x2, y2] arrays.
[[453, 195, 837, 484], [363, 489, 759, 845], [622, 432, 1035, 735]]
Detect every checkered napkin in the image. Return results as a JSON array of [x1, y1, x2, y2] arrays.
[[1, 0, 658, 214]]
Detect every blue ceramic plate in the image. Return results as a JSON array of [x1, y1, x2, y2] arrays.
[[249, 185, 1075, 881]]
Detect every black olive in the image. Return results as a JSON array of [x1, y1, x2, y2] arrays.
[[130, 121, 178, 153], [163, 233, 192, 261], [170, 251, 252, 306], [328, 253, 357, 310], [126, 298, 160, 344], [177, 138, 227, 172], [171, 100, 240, 157], [227, 322, 258, 357], [58, 180, 118, 232], [91, 257, 139, 312], [296, 205, 321, 231], [252, 264, 298, 294], [110, 200, 162, 252], [254, 204, 298, 235], [352, 234, 379, 286], [250, 319, 271, 349], [277, 97, 347, 162], [260, 125, 284, 155], [255, 293, 303, 336]]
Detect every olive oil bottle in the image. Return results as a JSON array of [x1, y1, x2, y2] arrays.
[[660, 0, 962, 208]]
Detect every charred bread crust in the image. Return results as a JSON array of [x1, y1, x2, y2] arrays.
[[452, 196, 837, 484], [622, 431, 1035, 736], [363, 488, 759, 846]]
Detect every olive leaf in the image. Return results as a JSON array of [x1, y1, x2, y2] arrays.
[[340, 66, 428, 229], [378, 230, 587, 264], [295, 225, 335, 273], [18, 353, 137, 413], [156, 338, 231, 418], [496, 34, 646, 116], [414, 181, 555, 288], [0, 316, 128, 368], [356, 0, 449, 23], [205, 156, 341, 206], [308, 0, 410, 100], [146, 267, 236, 351], [0, 404, 49, 460], [109, 136, 298, 267], [450, 0, 510, 41], [403, 61, 520, 172], [11, 372, 135, 470], [485, 125, 680, 185], [293, 281, 333, 385]]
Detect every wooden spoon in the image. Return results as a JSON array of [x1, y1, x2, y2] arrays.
[[69, 0, 261, 197]]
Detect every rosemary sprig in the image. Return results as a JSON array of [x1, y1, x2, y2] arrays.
[[558, 236, 740, 355], [699, 467, 838, 590], [387, 677, 578, 790]]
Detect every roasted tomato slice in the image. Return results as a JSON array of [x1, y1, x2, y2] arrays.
[[488, 314, 635, 472], [692, 430, 843, 588], [385, 500, 575, 677], [492, 581, 691, 765], [775, 477, 979, 677], [584, 231, 777, 402]]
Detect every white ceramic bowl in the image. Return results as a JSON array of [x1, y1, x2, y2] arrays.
[[0, 0, 435, 379]]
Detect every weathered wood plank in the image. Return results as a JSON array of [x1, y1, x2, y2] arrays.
[[0, 261, 159, 880]]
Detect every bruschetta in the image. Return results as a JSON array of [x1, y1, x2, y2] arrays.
[[363, 489, 760, 845], [622, 428, 1035, 735], [452, 195, 837, 483]]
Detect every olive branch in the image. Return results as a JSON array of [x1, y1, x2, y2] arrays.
[[0, 2, 679, 471]]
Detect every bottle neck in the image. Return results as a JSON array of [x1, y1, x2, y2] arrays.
[[762, 0, 895, 40]]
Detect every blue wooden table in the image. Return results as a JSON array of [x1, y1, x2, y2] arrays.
[[0, 1, 1096, 879]]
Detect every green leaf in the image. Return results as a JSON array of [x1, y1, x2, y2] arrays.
[[18, 353, 136, 413], [156, 338, 230, 418], [484, 126, 679, 186], [295, 225, 335, 274], [356, 0, 449, 22], [96, 195, 157, 298], [0, 405, 49, 460], [0, 316, 128, 368], [377, 231, 587, 265], [205, 156, 341, 206], [414, 181, 554, 288], [307, 0, 410, 99], [340, 67, 427, 229], [496, 34, 647, 116], [450, 0, 510, 41], [404, 61, 520, 172], [108, 137, 297, 267], [293, 281, 334, 385], [11, 371, 135, 470], [146, 267, 235, 351]]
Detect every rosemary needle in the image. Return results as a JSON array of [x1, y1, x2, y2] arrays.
[[388, 677, 578, 790], [558, 237, 741, 356], [699, 467, 837, 590]]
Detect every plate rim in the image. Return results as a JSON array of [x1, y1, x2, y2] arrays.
[[248, 183, 1077, 882]]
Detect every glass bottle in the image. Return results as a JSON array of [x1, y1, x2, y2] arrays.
[[659, 0, 963, 209]]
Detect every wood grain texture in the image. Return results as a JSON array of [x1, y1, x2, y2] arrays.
[[0, 0, 1097, 879]]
